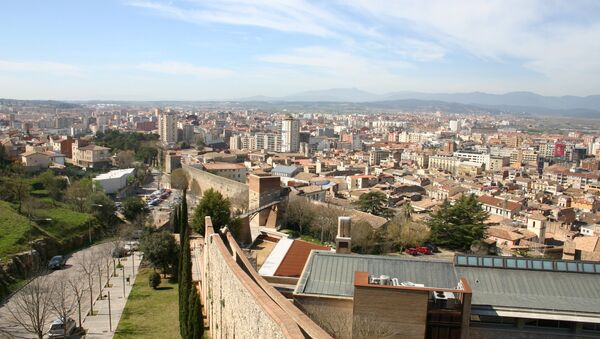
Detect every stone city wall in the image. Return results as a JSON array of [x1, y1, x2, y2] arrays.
[[183, 163, 249, 209]]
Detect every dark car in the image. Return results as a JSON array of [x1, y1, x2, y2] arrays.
[[48, 255, 66, 270], [424, 242, 440, 253]]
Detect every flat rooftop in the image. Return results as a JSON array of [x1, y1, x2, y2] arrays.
[[94, 168, 135, 180]]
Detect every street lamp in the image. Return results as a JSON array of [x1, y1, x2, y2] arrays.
[[28, 216, 52, 269]]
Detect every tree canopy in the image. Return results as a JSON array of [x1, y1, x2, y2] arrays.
[[140, 230, 179, 276], [427, 194, 488, 251], [352, 191, 394, 219], [122, 196, 147, 221], [191, 188, 231, 234]]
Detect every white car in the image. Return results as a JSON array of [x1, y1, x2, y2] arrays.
[[47, 318, 76, 338], [124, 241, 140, 252]]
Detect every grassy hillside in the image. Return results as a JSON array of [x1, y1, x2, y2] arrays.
[[35, 204, 96, 241], [0, 201, 30, 259]]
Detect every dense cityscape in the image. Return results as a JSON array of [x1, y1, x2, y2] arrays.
[[2, 1, 600, 338]]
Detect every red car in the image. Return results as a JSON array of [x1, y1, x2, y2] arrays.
[[405, 248, 421, 256], [416, 246, 432, 255]]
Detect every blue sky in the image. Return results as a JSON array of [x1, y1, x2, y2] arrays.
[[1, 0, 600, 100]]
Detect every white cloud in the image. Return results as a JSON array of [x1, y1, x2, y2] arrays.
[[0, 60, 82, 76], [345, 0, 600, 93], [133, 62, 234, 78]]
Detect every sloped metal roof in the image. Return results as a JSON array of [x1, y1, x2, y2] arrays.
[[295, 251, 458, 297], [455, 266, 600, 314]]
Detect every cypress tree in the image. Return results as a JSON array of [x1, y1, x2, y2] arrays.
[[173, 204, 180, 234], [188, 284, 204, 338], [178, 201, 189, 338], [179, 190, 193, 339]]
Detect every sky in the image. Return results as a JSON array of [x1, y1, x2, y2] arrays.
[[1, 0, 600, 100]]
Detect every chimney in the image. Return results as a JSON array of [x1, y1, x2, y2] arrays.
[[336, 216, 352, 254]]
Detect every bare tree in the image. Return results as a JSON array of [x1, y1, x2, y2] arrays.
[[75, 251, 96, 316], [115, 150, 135, 169], [68, 274, 88, 328], [170, 168, 189, 191], [5, 276, 53, 339], [50, 279, 77, 339]]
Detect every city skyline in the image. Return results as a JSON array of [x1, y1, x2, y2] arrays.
[[2, 1, 600, 100]]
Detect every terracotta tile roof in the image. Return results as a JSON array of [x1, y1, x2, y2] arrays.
[[486, 225, 532, 242], [478, 195, 523, 212], [274, 240, 329, 277]]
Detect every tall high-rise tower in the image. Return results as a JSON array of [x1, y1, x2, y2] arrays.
[[281, 116, 299, 153], [157, 109, 178, 144]]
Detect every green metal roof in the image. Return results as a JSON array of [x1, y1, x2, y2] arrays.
[[295, 251, 459, 297]]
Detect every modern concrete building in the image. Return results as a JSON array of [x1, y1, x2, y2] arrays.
[[92, 168, 135, 194], [281, 116, 300, 153], [157, 109, 177, 144]]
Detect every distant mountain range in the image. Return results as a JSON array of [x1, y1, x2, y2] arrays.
[[235, 88, 600, 117]]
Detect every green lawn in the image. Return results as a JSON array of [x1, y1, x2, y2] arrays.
[[115, 268, 180, 338], [0, 201, 30, 260]]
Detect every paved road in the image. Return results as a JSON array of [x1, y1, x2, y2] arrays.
[[0, 242, 117, 338]]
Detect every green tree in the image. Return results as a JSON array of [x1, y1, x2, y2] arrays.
[[427, 194, 489, 251], [122, 197, 147, 221], [88, 191, 117, 225], [188, 284, 204, 338], [148, 271, 161, 289], [191, 188, 231, 234], [0, 145, 11, 169], [136, 146, 158, 165], [38, 170, 65, 201], [178, 198, 192, 339], [352, 191, 394, 218], [65, 178, 94, 212], [140, 230, 179, 277]]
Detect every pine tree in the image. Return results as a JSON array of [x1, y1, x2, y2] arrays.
[[427, 194, 489, 251]]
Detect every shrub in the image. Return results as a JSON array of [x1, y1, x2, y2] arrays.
[[149, 271, 161, 289]]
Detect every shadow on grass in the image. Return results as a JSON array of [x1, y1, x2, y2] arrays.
[[154, 286, 173, 290]]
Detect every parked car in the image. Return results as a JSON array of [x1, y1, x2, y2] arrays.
[[405, 248, 422, 256], [124, 241, 139, 252], [416, 246, 432, 255], [47, 318, 76, 338], [424, 242, 440, 253], [48, 255, 66, 270]]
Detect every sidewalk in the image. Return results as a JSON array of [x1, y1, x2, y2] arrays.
[[81, 251, 143, 338]]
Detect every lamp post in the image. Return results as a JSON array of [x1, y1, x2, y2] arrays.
[[28, 215, 52, 267]]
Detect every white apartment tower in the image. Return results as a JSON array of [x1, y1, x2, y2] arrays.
[[281, 116, 300, 153], [157, 109, 178, 144]]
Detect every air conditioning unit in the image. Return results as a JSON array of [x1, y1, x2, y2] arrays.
[[432, 291, 456, 308]]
